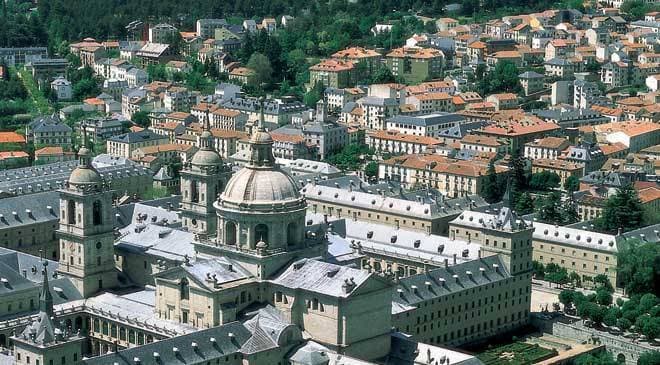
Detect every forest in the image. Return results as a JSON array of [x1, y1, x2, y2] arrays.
[[0, 0, 569, 50]]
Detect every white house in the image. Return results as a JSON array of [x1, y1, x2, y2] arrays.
[[50, 77, 72, 100]]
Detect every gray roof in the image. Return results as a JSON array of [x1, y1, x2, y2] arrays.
[[302, 184, 486, 220], [393, 255, 510, 308], [83, 322, 250, 365], [222, 97, 306, 115], [387, 113, 466, 128], [545, 57, 573, 66], [619, 223, 660, 244], [329, 218, 482, 266], [270, 259, 372, 298], [357, 96, 399, 106], [29, 116, 72, 134], [116, 224, 194, 262], [533, 107, 608, 123], [107, 129, 166, 143], [0, 191, 60, 230], [0, 155, 151, 197], [437, 121, 489, 139], [581, 170, 627, 187], [518, 71, 544, 79]]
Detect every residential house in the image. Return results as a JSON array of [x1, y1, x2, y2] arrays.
[[524, 137, 570, 160], [50, 77, 72, 100], [34, 146, 76, 163], [106, 129, 169, 158], [309, 59, 356, 89], [385, 47, 445, 84]]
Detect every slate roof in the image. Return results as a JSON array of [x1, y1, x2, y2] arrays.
[[437, 121, 490, 139], [271, 259, 371, 298], [393, 255, 510, 308], [222, 97, 306, 115], [302, 184, 485, 220], [107, 129, 168, 143], [0, 191, 60, 229], [84, 322, 250, 365], [387, 113, 466, 128], [331, 218, 482, 266], [0, 155, 151, 197]]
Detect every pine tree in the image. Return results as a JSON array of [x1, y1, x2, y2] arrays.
[[481, 161, 502, 203], [515, 192, 535, 215], [596, 184, 645, 233], [537, 192, 562, 225]]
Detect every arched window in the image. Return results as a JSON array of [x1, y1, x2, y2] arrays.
[[191, 181, 199, 203], [287, 223, 298, 246], [254, 224, 268, 245], [180, 278, 190, 300], [67, 200, 76, 224], [226, 222, 237, 245], [92, 200, 102, 226]]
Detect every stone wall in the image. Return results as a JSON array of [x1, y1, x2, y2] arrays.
[[552, 320, 656, 365]]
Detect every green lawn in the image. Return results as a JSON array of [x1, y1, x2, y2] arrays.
[[477, 342, 557, 365], [17, 68, 52, 115]]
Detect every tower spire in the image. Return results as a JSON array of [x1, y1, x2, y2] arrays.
[[502, 177, 513, 209], [199, 106, 214, 151], [257, 97, 266, 132], [39, 259, 53, 317]]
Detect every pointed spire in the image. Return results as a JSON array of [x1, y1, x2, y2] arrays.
[[39, 259, 53, 317], [199, 106, 214, 151], [257, 96, 266, 132], [502, 177, 513, 209]]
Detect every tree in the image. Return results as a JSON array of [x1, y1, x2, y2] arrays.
[[537, 192, 563, 225], [617, 240, 660, 296], [620, 0, 655, 20], [515, 192, 535, 215], [596, 184, 645, 233], [617, 318, 632, 331], [530, 171, 561, 191], [370, 66, 396, 84], [131, 111, 150, 128], [246, 52, 273, 89], [477, 60, 522, 95], [533, 261, 545, 279], [364, 161, 378, 179], [574, 351, 618, 365], [559, 290, 575, 308], [595, 288, 613, 306], [594, 274, 614, 293], [639, 294, 658, 312], [564, 175, 580, 192], [602, 306, 620, 326], [481, 161, 503, 203], [638, 351, 660, 365], [641, 317, 660, 340], [143, 186, 169, 200], [303, 81, 324, 107]]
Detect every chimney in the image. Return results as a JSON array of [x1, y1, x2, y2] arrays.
[[411, 285, 418, 295], [478, 249, 482, 259], [617, 227, 622, 236], [493, 263, 500, 273], [480, 267, 486, 276], [453, 274, 459, 283], [397, 288, 405, 299], [444, 258, 449, 268], [453, 253, 457, 265], [323, 214, 328, 224]]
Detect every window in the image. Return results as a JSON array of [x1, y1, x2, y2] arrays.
[[180, 278, 190, 300], [92, 200, 102, 225]]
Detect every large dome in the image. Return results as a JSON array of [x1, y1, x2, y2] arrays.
[[221, 168, 300, 205]]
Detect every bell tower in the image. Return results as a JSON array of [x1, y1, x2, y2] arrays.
[[180, 109, 232, 237], [57, 148, 117, 298]]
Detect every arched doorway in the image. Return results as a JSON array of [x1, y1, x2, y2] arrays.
[[0, 334, 6, 348], [617, 354, 625, 364], [225, 222, 237, 245]]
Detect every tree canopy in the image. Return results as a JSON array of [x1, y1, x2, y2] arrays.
[[595, 184, 645, 233]]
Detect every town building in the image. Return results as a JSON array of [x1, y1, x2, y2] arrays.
[[385, 47, 445, 84], [531, 159, 585, 186], [524, 137, 571, 160], [26, 116, 73, 148], [378, 153, 508, 198], [385, 113, 466, 137], [106, 129, 169, 159]]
